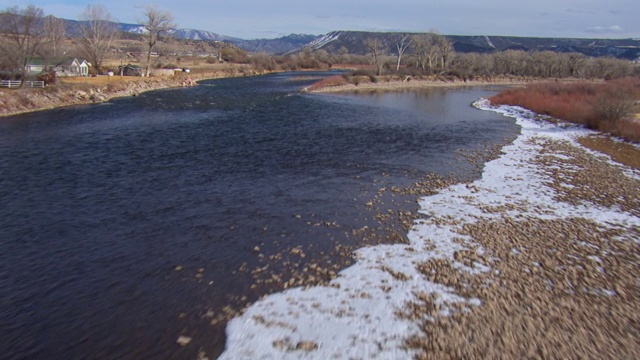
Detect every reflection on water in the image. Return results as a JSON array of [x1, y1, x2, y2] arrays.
[[0, 72, 518, 359]]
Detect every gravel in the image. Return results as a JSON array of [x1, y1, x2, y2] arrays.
[[406, 137, 640, 359]]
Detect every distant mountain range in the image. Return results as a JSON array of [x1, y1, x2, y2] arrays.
[[296, 31, 640, 60], [60, 18, 314, 54], [119, 23, 242, 42], [58, 17, 640, 60]]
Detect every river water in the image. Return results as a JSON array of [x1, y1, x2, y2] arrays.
[[0, 72, 518, 359]]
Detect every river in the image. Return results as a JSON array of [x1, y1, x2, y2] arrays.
[[0, 72, 518, 359]]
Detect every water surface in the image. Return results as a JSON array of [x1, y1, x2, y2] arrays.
[[0, 73, 518, 359]]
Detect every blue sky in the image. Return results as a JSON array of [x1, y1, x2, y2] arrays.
[[1, 0, 638, 39]]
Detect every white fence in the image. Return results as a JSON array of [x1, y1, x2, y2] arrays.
[[0, 80, 45, 88], [0, 80, 21, 88], [25, 81, 45, 88]]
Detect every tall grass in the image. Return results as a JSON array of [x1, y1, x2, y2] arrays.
[[490, 78, 640, 142]]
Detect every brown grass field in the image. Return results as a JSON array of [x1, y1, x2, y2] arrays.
[[578, 135, 640, 169], [55, 63, 251, 87]]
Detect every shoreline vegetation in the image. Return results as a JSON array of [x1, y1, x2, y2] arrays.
[[304, 74, 541, 93]]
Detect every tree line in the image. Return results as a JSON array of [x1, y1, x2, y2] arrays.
[[0, 4, 174, 83], [240, 32, 638, 81], [348, 32, 639, 80]]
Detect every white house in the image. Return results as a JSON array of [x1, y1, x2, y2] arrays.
[[52, 58, 91, 77], [25, 58, 92, 77]]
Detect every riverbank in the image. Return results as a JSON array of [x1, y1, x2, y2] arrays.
[[220, 100, 640, 358], [0, 64, 263, 118], [306, 76, 539, 93]]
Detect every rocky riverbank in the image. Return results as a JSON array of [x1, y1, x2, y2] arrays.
[[219, 101, 640, 359], [0, 77, 182, 117], [0, 66, 266, 118]]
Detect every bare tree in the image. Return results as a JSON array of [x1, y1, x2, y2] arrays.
[[450, 53, 476, 80], [364, 37, 386, 76], [44, 16, 66, 59], [140, 6, 175, 77], [410, 34, 427, 70], [565, 53, 587, 78], [410, 31, 445, 74], [393, 33, 412, 72], [78, 4, 118, 73], [494, 50, 528, 76], [435, 35, 454, 71], [0, 5, 45, 82]]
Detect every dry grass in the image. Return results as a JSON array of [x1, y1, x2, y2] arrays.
[[57, 76, 145, 86], [578, 135, 640, 170], [55, 63, 250, 86], [304, 75, 348, 91]]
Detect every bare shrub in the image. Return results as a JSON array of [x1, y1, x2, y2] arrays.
[[594, 87, 633, 124]]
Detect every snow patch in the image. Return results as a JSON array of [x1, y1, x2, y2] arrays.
[[219, 98, 640, 359]]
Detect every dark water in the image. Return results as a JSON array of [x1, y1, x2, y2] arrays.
[[0, 72, 518, 359]]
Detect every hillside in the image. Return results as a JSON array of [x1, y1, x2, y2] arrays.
[[15, 15, 640, 58], [53, 17, 312, 54], [295, 31, 640, 60], [231, 34, 318, 54]]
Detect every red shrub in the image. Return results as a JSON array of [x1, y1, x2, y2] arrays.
[[490, 78, 640, 142]]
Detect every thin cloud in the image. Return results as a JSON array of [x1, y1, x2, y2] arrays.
[[565, 8, 597, 14], [585, 25, 624, 33]]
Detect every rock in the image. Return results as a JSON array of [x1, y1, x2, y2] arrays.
[[90, 93, 107, 102], [296, 341, 319, 351], [75, 90, 88, 100], [176, 336, 192, 346], [272, 338, 318, 352], [272, 338, 292, 350]]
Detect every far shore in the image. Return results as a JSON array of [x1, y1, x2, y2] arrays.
[[0, 65, 268, 118], [306, 77, 546, 93]]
